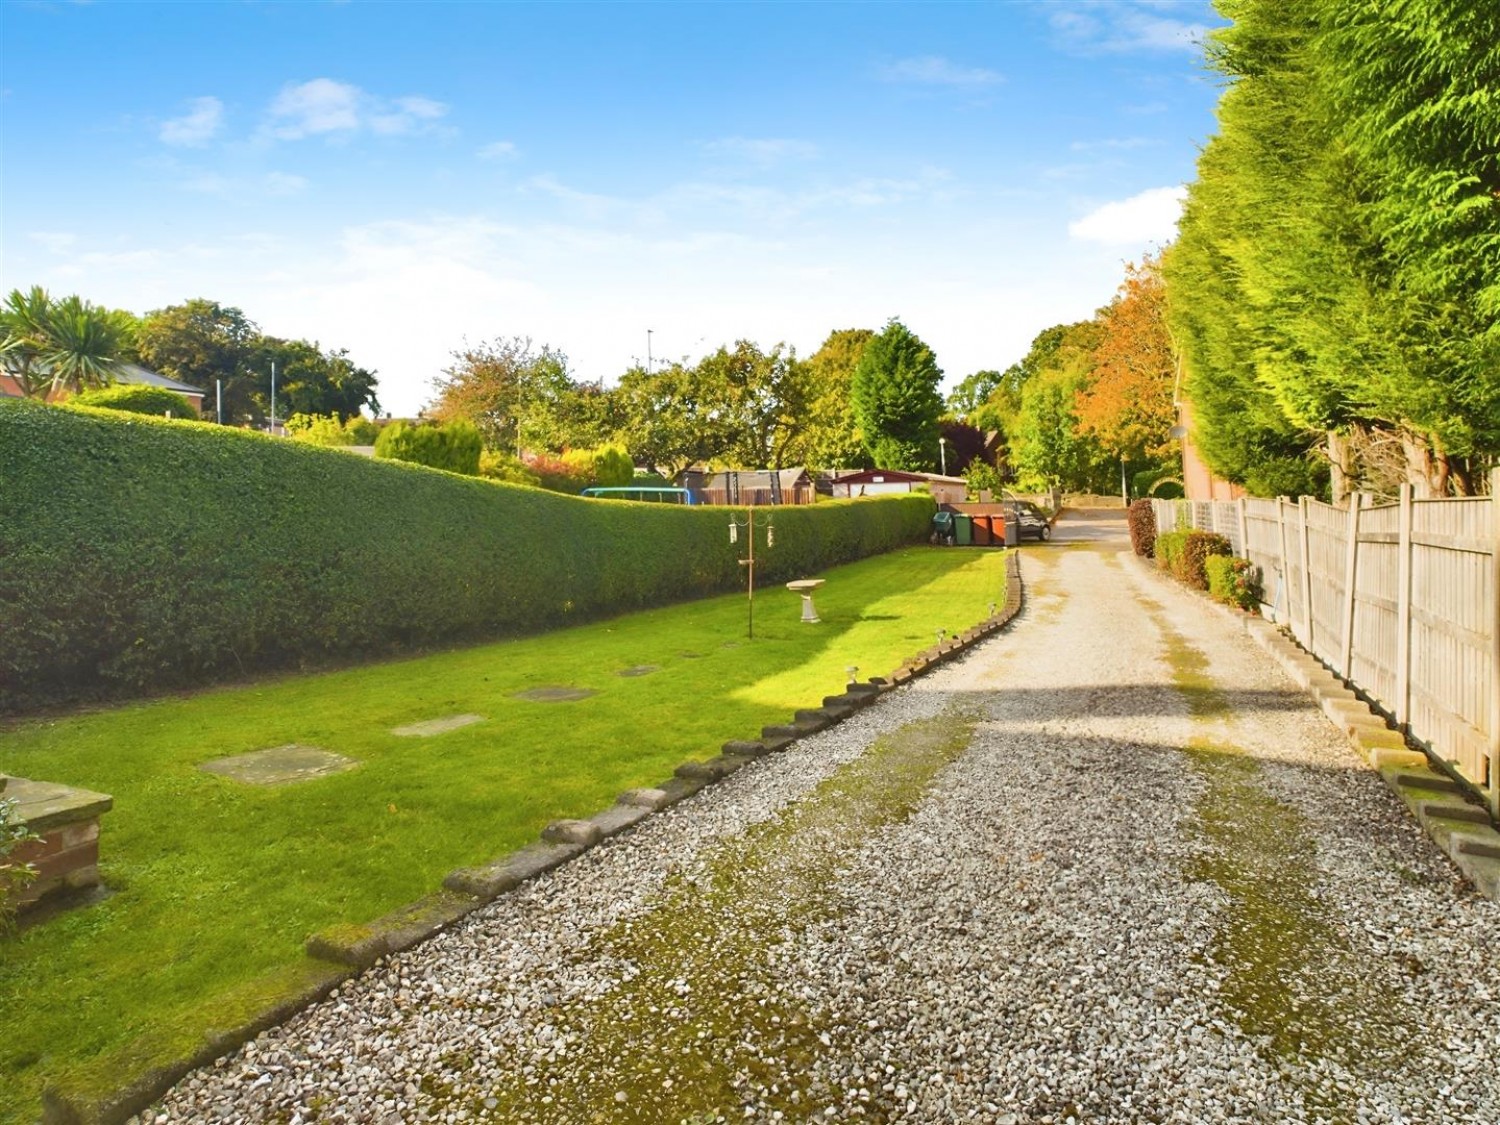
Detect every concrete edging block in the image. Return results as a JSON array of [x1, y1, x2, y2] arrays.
[[306, 891, 479, 969], [542, 819, 604, 847], [443, 840, 588, 901], [617, 787, 671, 811], [588, 802, 655, 839]]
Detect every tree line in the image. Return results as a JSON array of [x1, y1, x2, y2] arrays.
[[3, 275, 1183, 497], [425, 319, 950, 481], [1, 289, 380, 424], [1163, 0, 1499, 500]]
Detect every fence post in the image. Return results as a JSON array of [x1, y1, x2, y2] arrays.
[[1236, 498, 1248, 560], [1395, 483, 1414, 731], [1276, 497, 1292, 628], [1489, 467, 1499, 818], [1339, 494, 1363, 679], [1299, 496, 1315, 651]]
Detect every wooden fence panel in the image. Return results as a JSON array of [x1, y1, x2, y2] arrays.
[[1351, 502, 1401, 715], [1153, 477, 1497, 816], [1280, 499, 1310, 648], [1305, 499, 1350, 668], [1407, 498, 1494, 795], [1244, 499, 1283, 618]]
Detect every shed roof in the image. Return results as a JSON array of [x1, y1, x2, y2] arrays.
[[830, 469, 967, 486]]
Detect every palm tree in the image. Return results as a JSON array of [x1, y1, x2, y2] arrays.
[[0, 286, 56, 399], [41, 295, 129, 396]]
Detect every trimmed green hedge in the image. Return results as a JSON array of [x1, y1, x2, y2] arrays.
[[0, 400, 933, 712], [70, 384, 195, 417]]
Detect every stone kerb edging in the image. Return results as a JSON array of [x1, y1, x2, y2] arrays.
[[41, 550, 1026, 1125], [1126, 552, 1500, 903]]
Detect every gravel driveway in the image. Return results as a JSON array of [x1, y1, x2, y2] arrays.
[[145, 514, 1500, 1125]]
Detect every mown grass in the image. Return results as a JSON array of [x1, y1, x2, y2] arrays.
[[0, 546, 1005, 1122]]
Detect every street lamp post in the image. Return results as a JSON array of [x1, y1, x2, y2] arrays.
[[939, 435, 948, 476]]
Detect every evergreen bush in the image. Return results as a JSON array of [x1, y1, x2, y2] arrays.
[[0, 399, 933, 712], [374, 419, 482, 475]]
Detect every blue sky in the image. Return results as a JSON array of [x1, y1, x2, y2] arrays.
[[1, 0, 1222, 415]]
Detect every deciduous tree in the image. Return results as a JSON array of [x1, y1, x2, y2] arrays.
[[1075, 254, 1177, 465]]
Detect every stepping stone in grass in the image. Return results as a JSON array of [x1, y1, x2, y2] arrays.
[[678, 651, 704, 659], [391, 713, 487, 737], [616, 665, 659, 678], [513, 686, 597, 703], [199, 745, 358, 786]]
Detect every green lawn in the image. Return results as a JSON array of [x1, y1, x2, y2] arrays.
[[0, 546, 1005, 1120]]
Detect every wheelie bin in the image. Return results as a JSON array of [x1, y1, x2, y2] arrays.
[[931, 511, 956, 545], [953, 514, 974, 546]]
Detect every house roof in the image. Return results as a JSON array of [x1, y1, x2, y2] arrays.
[[831, 469, 967, 486], [684, 467, 811, 488], [0, 361, 206, 399], [114, 362, 206, 397]]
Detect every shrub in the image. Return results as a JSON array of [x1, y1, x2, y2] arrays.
[[0, 398, 935, 712], [558, 445, 637, 490], [1127, 499, 1157, 557], [479, 449, 542, 486], [524, 451, 592, 494], [374, 419, 482, 475], [1, 797, 39, 932], [286, 413, 380, 447], [70, 384, 194, 417], [1174, 531, 1233, 589], [1206, 556, 1262, 611], [1153, 529, 1188, 571]]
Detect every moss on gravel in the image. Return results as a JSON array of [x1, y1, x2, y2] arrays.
[[444, 710, 976, 1123], [1149, 605, 1416, 1123]]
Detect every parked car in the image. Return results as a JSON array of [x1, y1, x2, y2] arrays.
[[1004, 499, 1051, 541]]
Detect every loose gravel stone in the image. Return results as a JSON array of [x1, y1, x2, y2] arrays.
[[139, 516, 1500, 1125]]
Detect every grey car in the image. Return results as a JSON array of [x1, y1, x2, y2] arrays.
[[1004, 500, 1051, 541]]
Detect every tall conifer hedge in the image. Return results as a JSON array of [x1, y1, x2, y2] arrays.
[[0, 400, 932, 712]]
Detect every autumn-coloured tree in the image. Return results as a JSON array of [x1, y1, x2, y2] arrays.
[[1075, 254, 1177, 465]]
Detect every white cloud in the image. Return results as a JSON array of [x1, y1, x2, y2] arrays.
[[1068, 185, 1186, 245], [1049, 2, 1210, 54], [703, 137, 820, 164], [159, 96, 224, 146], [370, 95, 448, 135], [262, 79, 447, 141], [266, 78, 361, 139], [478, 140, 520, 160], [880, 55, 1002, 88]]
